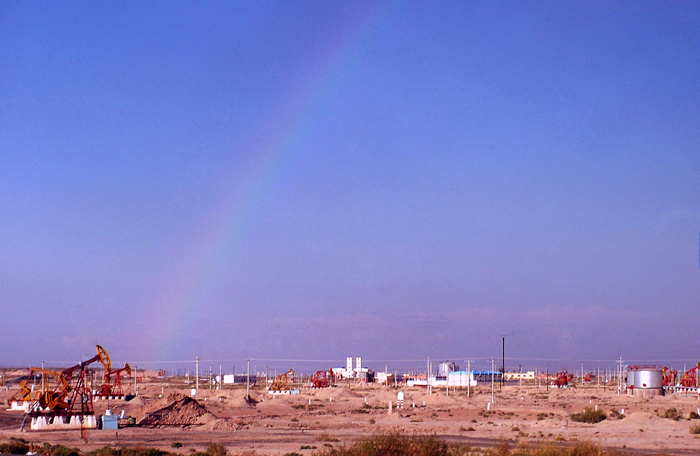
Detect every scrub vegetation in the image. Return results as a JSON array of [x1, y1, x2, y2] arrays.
[[313, 433, 626, 456], [569, 407, 607, 424]]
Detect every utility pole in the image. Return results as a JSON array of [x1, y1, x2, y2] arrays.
[[219, 364, 222, 390], [246, 358, 250, 398], [446, 364, 449, 397], [518, 364, 522, 392], [134, 366, 138, 395], [502, 337, 505, 388], [617, 356, 623, 394], [467, 360, 471, 398], [491, 358, 495, 404], [41, 360, 45, 392], [195, 357, 200, 390], [427, 357, 431, 395]]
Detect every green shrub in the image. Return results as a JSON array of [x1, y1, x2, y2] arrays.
[[313, 433, 466, 456], [689, 411, 700, 420], [0, 439, 30, 455], [46, 444, 81, 456], [84, 447, 118, 456], [171, 443, 183, 448], [691, 423, 700, 435], [569, 407, 606, 424], [108, 447, 171, 456]]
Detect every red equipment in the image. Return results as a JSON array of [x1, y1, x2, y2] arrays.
[[22, 345, 112, 431], [680, 363, 700, 388], [310, 369, 336, 389], [662, 366, 677, 386], [552, 371, 573, 388], [96, 363, 132, 398]]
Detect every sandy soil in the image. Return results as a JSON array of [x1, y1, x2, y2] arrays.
[[2, 380, 700, 455]]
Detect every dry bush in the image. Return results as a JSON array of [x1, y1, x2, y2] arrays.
[[608, 409, 624, 420], [569, 407, 606, 424], [661, 407, 681, 421], [205, 443, 227, 456], [484, 440, 623, 456], [317, 432, 340, 442], [313, 433, 467, 456]]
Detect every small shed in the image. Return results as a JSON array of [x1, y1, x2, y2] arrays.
[[100, 414, 119, 430]]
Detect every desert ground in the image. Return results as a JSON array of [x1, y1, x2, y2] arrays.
[[2, 375, 700, 455]]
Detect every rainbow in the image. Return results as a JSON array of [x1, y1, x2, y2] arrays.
[[148, 5, 395, 362]]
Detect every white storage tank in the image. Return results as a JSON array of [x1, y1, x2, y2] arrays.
[[627, 365, 664, 397], [437, 361, 458, 378]]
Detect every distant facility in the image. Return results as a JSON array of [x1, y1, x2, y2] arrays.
[[405, 370, 501, 387], [333, 356, 372, 381], [221, 374, 257, 385]]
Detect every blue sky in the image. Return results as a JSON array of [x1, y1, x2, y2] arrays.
[[1, 1, 699, 373]]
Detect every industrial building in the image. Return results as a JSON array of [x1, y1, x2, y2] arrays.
[[504, 371, 536, 381], [220, 374, 257, 385], [334, 356, 372, 381]]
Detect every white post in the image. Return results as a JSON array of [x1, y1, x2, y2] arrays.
[[246, 359, 250, 398]]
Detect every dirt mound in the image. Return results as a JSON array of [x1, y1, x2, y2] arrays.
[[137, 392, 212, 426], [199, 417, 245, 431], [310, 386, 362, 400], [128, 395, 146, 406]]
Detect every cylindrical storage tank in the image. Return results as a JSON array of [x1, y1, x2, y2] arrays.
[[438, 362, 457, 378], [627, 366, 663, 397]]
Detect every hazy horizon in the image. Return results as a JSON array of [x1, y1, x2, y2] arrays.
[[1, 2, 699, 369]]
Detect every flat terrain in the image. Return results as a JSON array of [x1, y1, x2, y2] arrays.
[[2, 379, 700, 455]]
